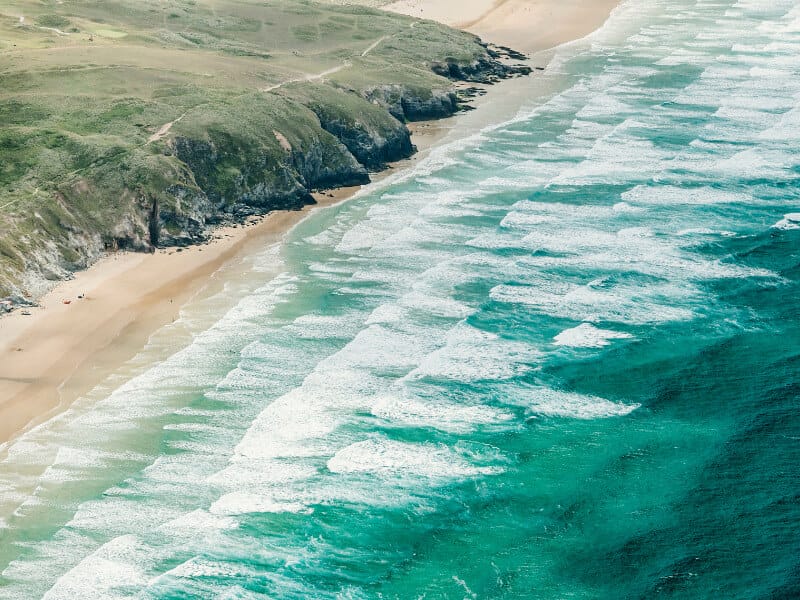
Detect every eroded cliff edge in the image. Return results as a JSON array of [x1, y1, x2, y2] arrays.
[[0, 0, 530, 304]]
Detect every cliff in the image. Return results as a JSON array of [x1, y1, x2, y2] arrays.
[[0, 0, 530, 304]]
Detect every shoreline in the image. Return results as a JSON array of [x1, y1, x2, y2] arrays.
[[0, 128, 445, 447], [0, 0, 622, 448], [384, 0, 622, 54]]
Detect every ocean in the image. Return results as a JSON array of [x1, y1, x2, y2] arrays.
[[1, 0, 799, 597]]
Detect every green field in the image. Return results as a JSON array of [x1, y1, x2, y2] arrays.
[[0, 0, 508, 299]]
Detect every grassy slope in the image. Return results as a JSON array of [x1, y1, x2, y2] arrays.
[[0, 0, 497, 298]]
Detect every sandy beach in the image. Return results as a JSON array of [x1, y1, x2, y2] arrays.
[[0, 0, 621, 447], [385, 0, 622, 53], [0, 196, 350, 443]]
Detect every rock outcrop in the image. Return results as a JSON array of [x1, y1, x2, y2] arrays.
[[0, 28, 532, 304], [311, 108, 415, 170], [431, 56, 531, 84], [143, 52, 525, 256]]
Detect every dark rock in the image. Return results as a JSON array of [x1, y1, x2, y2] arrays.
[[402, 90, 459, 120], [290, 136, 370, 190], [431, 55, 529, 84], [0, 37, 534, 302], [1, 295, 36, 311], [487, 44, 529, 61], [312, 112, 415, 170]]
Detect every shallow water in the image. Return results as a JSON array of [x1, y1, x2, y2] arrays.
[[1, 0, 799, 597]]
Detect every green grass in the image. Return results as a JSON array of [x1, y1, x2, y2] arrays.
[[35, 14, 71, 29], [0, 0, 495, 297]]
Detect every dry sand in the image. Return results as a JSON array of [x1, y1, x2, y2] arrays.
[[385, 0, 621, 54], [0, 199, 347, 442], [0, 0, 621, 446], [0, 164, 430, 446]]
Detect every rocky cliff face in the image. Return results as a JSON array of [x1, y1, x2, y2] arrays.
[[144, 54, 526, 256], [155, 132, 369, 247], [363, 57, 529, 123], [431, 55, 532, 84], [312, 110, 415, 170], [0, 43, 529, 305], [362, 85, 458, 122]]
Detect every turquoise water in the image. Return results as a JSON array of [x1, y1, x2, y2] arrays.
[[2, 0, 800, 597]]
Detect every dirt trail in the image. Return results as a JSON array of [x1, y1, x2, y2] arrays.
[[260, 62, 350, 93], [261, 32, 398, 93], [147, 112, 187, 144], [361, 35, 387, 56], [38, 26, 71, 36]]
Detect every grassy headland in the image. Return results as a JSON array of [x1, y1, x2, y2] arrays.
[[0, 0, 528, 301]]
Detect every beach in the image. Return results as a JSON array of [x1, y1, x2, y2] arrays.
[[0, 0, 621, 445], [3, 1, 798, 596], [0, 194, 348, 442], [385, 0, 622, 53]]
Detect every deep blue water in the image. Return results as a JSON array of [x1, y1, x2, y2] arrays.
[[1, 0, 799, 597]]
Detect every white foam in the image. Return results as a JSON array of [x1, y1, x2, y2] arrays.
[[676, 227, 736, 236], [371, 394, 513, 434], [576, 93, 633, 119], [284, 313, 355, 340], [490, 281, 695, 325], [327, 439, 501, 478], [156, 557, 251, 580], [336, 221, 394, 253], [612, 201, 642, 213], [210, 492, 311, 515], [710, 148, 793, 179], [207, 460, 317, 489], [527, 389, 640, 419], [500, 212, 557, 229], [508, 199, 645, 221], [160, 509, 237, 532], [464, 232, 523, 250], [335, 325, 429, 370], [43, 535, 146, 600], [773, 212, 800, 230], [397, 291, 474, 319], [232, 389, 339, 460], [162, 422, 218, 433], [63, 494, 181, 535], [554, 323, 634, 348], [407, 325, 536, 382], [550, 136, 665, 186], [622, 185, 748, 205], [364, 303, 407, 325]]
